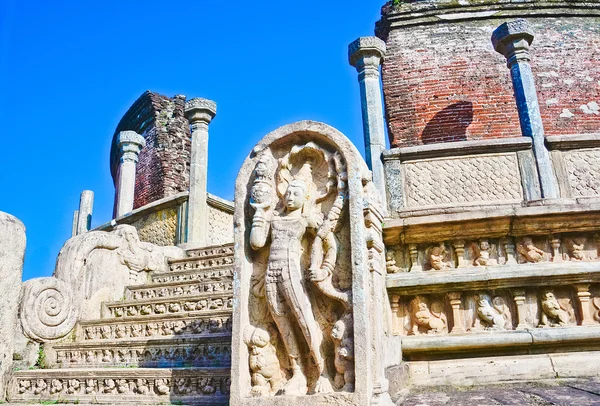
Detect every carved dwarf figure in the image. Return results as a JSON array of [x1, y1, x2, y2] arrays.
[[539, 290, 572, 327], [243, 325, 284, 397], [409, 296, 447, 335], [385, 249, 401, 273], [517, 237, 545, 263], [566, 238, 586, 261], [474, 294, 509, 330], [473, 240, 497, 266], [427, 245, 452, 271], [331, 314, 355, 392]]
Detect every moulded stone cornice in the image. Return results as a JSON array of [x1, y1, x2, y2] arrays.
[[386, 260, 600, 295], [546, 133, 600, 150]]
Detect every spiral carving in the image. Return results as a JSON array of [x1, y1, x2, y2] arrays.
[[20, 277, 78, 342]]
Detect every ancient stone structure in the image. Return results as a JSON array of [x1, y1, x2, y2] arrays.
[[0, 212, 26, 399], [3, 1, 600, 405], [230, 121, 395, 405]]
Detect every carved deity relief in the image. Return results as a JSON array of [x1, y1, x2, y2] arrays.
[[472, 293, 511, 331], [538, 290, 574, 327], [244, 141, 353, 396], [517, 237, 546, 263], [425, 244, 452, 271], [408, 296, 447, 335]]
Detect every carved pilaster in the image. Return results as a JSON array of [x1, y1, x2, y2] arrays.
[[503, 238, 517, 265], [575, 284, 595, 326], [390, 295, 402, 335], [447, 292, 466, 334], [453, 240, 467, 268], [511, 289, 528, 329], [550, 236, 563, 262], [409, 244, 421, 272]]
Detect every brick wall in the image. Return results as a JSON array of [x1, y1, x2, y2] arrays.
[[110, 91, 191, 214], [377, 1, 600, 148]]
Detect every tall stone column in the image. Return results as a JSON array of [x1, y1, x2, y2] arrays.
[[184, 98, 217, 247], [492, 19, 559, 199], [115, 131, 145, 218], [0, 212, 25, 400], [76, 190, 94, 235], [349, 37, 387, 202]]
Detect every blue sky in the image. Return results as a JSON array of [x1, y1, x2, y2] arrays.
[[0, 0, 385, 281]]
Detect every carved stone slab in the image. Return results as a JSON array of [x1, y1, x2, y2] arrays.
[[563, 149, 600, 198]]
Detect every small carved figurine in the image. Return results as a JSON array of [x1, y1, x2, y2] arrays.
[[50, 379, 63, 394], [155, 379, 170, 395], [385, 249, 401, 274], [18, 380, 31, 394], [517, 237, 545, 263], [85, 379, 97, 394], [539, 290, 572, 327], [566, 238, 586, 261], [473, 239, 497, 266], [243, 325, 283, 397], [67, 379, 80, 394], [331, 314, 355, 391], [103, 379, 116, 394], [135, 379, 149, 395], [474, 294, 509, 330], [409, 296, 447, 335], [427, 245, 452, 271]]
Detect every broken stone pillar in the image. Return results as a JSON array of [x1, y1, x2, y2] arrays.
[[0, 212, 26, 399], [184, 98, 217, 247], [349, 37, 387, 203], [492, 19, 559, 199], [115, 130, 145, 218], [76, 190, 94, 235]]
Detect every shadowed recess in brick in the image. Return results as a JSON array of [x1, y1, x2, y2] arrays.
[[421, 101, 473, 145]]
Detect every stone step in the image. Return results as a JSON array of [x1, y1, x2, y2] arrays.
[[101, 292, 233, 319], [45, 336, 231, 369], [76, 311, 232, 342], [8, 367, 230, 405], [184, 243, 234, 260], [125, 277, 232, 301], [151, 264, 233, 284], [167, 254, 234, 274]]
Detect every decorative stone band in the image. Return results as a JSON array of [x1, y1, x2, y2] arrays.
[[101, 292, 233, 319], [169, 256, 234, 272], [20, 277, 78, 342], [186, 243, 234, 258], [77, 311, 233, 341], [152, 266, 233, 284], [125, 279, 233, 301], [47, 337, 232, 369], [9, 368, 231, 404]]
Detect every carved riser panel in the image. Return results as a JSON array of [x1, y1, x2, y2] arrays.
[[186, 244, 234, 259], [152, 266, 234, 284], [168, 256, 234, 272], [126, 280, 233, 301], [391, 285, 600, 336], [78, 315, 232, 341], [9, 370, 230, 404], [387, 232, 600, 273], [51, 343, 231, 369], [563, 149, 600, 198], [104, 294, 233, 318]]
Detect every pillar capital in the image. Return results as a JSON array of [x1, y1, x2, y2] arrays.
[[185, 98, 217, 125], [492, 19, 535, 67], [116, 131, 145, 163], [349, 37, 386, 75]]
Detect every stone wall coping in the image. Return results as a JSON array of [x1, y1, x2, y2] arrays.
[[378, 1, 600, 31], [546, 133, 600, 151], [382, 137, 531, 162], [384, 199, 600, 244], [401, 326, 600, 355], [386, 260, 600, 295]]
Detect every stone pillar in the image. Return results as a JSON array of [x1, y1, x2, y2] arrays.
[[0, 212, 26, 399], [447, 292, 466, 334], [492, 19, 559, 199], [575, 284, 595, 326], [71, 210, 79, 237], [115, 131, 145, 218], [512, 289, 529, 329], [349, 37, 387, 202], [76, 190, 94, 235], [184, 98, 217, 247]]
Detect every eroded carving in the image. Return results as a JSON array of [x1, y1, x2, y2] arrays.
[[517, 237, 546, 263], [331, 313, 354, 391], [473, 294, 510, 331], [426, 245, 452, 271], [538, 290, 574, 327], [473, 240, 497, 266], [243, 325, 283, 396], [409, 296, 447, 335]]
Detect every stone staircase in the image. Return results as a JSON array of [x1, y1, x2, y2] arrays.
[[7, 244, 234, 405]]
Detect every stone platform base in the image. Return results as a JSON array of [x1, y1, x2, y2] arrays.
[[399, 378, 600, 406], [404, 351, 600, 388]]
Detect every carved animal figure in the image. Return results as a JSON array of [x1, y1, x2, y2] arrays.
[[243, 325, 283, 397], [331, 314, 355, 391], [566, 238, 586, 261], [539, 291, 571, 327], [517, 237, 545, 263], [409, 296, 447, 335], [474, 294, 508, 330]]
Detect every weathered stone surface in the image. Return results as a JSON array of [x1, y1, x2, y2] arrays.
[[231, 121, 395, 405], [0, 212, 26, 399]]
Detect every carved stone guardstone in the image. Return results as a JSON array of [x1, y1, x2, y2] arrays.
[[0, 212, 26, 399], [19, 225, 184, 343], [231, 121, 394, 406]]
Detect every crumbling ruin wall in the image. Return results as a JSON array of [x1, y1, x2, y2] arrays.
[[377, 1, 600, 148], [110, 91, 191, 214]]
